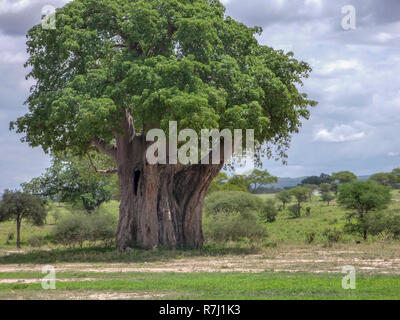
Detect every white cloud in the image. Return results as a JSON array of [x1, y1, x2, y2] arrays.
[[388, 152, 399, 157], [0, 51, 26, 64], [313, 123, 366, 143], [318, 59, 363, 75], [0, 0, 32, 15]]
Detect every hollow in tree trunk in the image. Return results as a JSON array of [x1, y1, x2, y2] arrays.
[[114, 133, 224, 251]]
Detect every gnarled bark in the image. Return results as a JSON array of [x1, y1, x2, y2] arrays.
[[114, 128, 223, 251]]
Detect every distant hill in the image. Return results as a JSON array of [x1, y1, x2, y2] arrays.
[[264, 175, 372, 189], [267, 177, 308, 189]]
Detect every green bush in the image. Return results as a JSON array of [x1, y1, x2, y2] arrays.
[[203, 210, 267, 242], [204, 191, 263, 219], [305, 231, 316, 244], [388, 215, 400, 239], [261, 199, 278, 223], [28, 235, 45, 248], [323, 228, 341, 246], [5, 232, 14, 245], [346, 211, 400, 240], [288, 204, 301, 219], [52, 212, 117, 248]]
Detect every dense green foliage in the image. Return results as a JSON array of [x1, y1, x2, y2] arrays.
[[301, 173, 331, 185], [331, 171, 357, 184], [338, 181, 391, 214], [52, 212, 117, 247], [246, 170, 277, 193], [203, 191, 267, 242], [370, 170, 399, 187], [22, 153, 118, 212], [338, 181, 392, 240], [204, 191, 263, 218], [11, 0, 316, 162], [261, 199, 278, 222], [207, 173, 248, 194], [203, 210, 267, 242]]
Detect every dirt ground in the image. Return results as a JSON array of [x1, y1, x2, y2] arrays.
[[1, 244, 400, 275]]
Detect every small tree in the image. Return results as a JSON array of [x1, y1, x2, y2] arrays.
[[262, 199, 279, 223], [338, 181, 391, 240], [321, 192, 335, 206], [303, 184, 317, 202], [319, 183, 331, 193], [290, 186, 309, 216], [276, 190, 292, 209], [370, 172, 397, 187], [0, 190, 47, 248], [330, 182, 339, 195], [207, 173, 248, 194], [246, 170, 278, 194]]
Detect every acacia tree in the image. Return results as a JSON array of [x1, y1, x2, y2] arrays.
[[370, 172, 397, 187], [11, 0, 316, 251], [246, 169, 278, 193], [276, 190, 292, 209], [331, 171, 357, 184], [290, 186, 309, 210], [0, 190, 47, 248], [338, 181, 391, 240]]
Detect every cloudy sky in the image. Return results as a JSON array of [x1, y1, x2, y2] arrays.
[[0, 0, 400, 191]]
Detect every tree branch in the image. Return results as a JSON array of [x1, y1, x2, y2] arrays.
[[91, 138, 117, 159], [87, 153, 118, 175]]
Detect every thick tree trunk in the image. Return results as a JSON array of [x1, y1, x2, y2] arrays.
[[114, 133, 223, 251]]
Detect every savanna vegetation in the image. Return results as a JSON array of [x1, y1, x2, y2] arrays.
[[3, 0, 400, 301], [1, 169, 400, 300]]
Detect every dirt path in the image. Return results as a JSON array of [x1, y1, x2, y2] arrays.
[[1, 246, 400, 274]]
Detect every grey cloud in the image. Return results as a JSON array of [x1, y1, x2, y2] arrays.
[[0, 0, 68, 36]]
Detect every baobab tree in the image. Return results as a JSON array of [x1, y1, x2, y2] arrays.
[[11, 0, 316, 251]]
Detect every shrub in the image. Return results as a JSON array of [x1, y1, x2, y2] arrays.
[[261, 199, 278, 223], [52, 212, 117, 248], [276, 190, 292, 209], [89, 213, 117, 246], [288, 204, 301, 219], [204, 191, 263, 219], [323, 228, 341, 246], [5, 232, 14, 245], [305, 231, 316, 244], [28, 235, 45, 248], [389, 215, 400, 239], [203, 210, 267, 242]]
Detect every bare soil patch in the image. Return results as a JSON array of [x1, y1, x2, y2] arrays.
[[1, 245, 399, 274]]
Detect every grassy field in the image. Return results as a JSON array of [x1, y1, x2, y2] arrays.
[[0, 271, 399, 300], [0, 190, 400, 300]]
